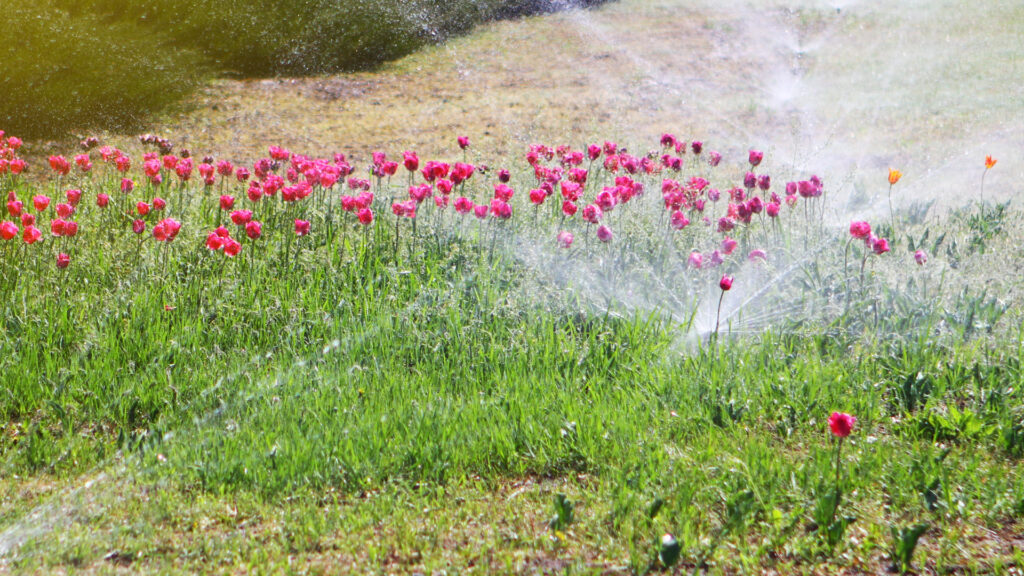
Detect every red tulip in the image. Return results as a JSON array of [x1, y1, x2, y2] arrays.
[[402, 151, 419, 172], [670, 210, 689, 230], [56, 253, 71, 269], [6, 200, 23, 217], [223, 238, 242, 257], [453, 197, 474, 214], [582, 204, 603, 224], [294, 219, 310, 237], [719, 275, 733, 291], [748, 149, 763, 167], [32, 195, 50, 212], [849, 221, 871, 239], [828, 412, 856, 437], [206, 232, 225, 251], [48, 155, 70, 176], [357, 208, 373, 225], [220, 195, 235, 211], [230, 210, 253, 226], [0, 221, 17, 240], [22, 225, 41, 244], [51, 219, 67, 237], [96, 193, 110, 208], [245, 220, 262, 240], [489, 199, 511, 220], [137, 202, 151, 216]]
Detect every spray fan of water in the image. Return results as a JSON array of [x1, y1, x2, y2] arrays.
[[3, 0, 1023, 565]]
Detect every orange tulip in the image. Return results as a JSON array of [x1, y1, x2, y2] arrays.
[[985, 155, 997, 170], [888, 169, 902, 185]]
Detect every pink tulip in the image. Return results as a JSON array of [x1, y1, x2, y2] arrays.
[[556, 231, 574, 248], [670, 210, 689, 230]]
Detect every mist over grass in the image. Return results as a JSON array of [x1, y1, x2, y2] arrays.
[[1, 0, 604, 139]]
